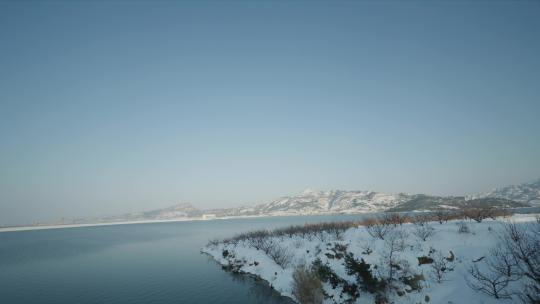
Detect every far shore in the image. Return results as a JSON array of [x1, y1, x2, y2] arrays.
[[2, 207, 538, 233], [0, 215, 263, 233], [0, 212, 344, 233], [0, 210, 383, 233]]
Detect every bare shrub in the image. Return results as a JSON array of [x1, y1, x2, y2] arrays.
[[365, 217, 392, 240], [434, 210, 446, 224], [325, 221, 356, 240], [274, 225, 303, 238], [500, 222, 540, 303], [249, 233, 273, 253], [272, 221, 357, 241], [467, 249, 519, 299], [225, 229, 271, 248], [383, 213, 409, 226], [223, 220, 358, 254], [361, 239, 374, 255], [381, 229, 408, 282], [466, 221, 540, 303], [434, 210, 455, 224], [462, 207, 494, 223], [431, 251, 454, 283], [410, 214, 431, 226], [292, 264, 324, 304], [207, 238, 220, 247], [413, 223, 436, 241], [489, 208, 514, 219], [267, 244, 293, 268]]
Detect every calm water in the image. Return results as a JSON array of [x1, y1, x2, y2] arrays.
[[0, 214, 372, 304]]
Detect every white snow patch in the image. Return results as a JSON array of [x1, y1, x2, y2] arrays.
[[202, 214, 539, 304]]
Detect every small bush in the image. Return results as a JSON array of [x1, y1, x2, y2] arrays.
[[413, 223, 436, 241], [467, 262, 514, 299], [344, 253, 382, 293], [457, 221, 470, 234], [462, 207, 493, 223], [381, 229, 408, 282], [411, 214, 431, 226], [430, 252, 454, 283], [434, 210, 452, 224], [267, 244, 293, 268], [328, 243, 348, 259], [312, 258, 343, 289], [489, 208, 514, 219], [341, 282, 360, 301], [383, 213, 409, 226], [401, 273, 424, 291], [207, 238, 220, 247], [375, 293, 389, 304], [365, 218, 392, 240], [292, 265, 324, 304], [361, 240, 374, 255]]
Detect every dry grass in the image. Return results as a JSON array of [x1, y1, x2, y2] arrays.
[[292, 264, 324, 304], [213, 208, 514, 246]]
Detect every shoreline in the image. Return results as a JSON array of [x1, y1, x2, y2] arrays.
[[2, 207, 538, 233], [0, 215, 269, 233], [202, 213, 540, 304], [0, 212, 329, 233], [0, 211, 381, 233], [0, 218, 204, 233]]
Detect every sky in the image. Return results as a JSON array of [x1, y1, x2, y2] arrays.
[[1, 1, 539, 225]]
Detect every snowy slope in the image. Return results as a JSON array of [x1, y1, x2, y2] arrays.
[[252, 189, 410, 215], [203, 214, 539, 304], [52, 179, 539, 227], [470, 178, 540, 206]]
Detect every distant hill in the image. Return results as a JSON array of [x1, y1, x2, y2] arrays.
[[51, 178, 540, 226], [387, 196, 527, 212], [469, 178, 540, 206], [70, 203, 203, 224], [248, 189, 411, 215]]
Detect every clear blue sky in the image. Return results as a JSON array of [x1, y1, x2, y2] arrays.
[[1, 1, 539, 225]]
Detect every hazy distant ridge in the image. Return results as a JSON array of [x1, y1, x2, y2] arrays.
[[468, 178, 540, 205], [57, 178, 540, 226]]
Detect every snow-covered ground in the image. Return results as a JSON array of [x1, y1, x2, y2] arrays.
[[202, 214, 539, 304]]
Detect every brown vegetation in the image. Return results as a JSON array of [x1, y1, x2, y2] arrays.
[[292, 264, 324, 304]]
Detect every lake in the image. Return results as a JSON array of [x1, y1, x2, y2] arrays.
[[0, 214, 373, 304]]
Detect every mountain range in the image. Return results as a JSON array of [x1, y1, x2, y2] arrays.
[[64, 178, 540, 225]]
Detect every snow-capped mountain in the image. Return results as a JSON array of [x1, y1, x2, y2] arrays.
[[72, 203, 203, 224], [250, 189, 410, 215], [244, 187, 529, 216], [48, 179, 538, 227], [469, 178, 540, 206], [136, 202, 202, 219]]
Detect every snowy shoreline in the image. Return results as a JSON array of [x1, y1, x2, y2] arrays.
[[0, 211, 386, 233], [3, 207, 538, 234], [0, 215, 268, 233], [0, 212, 353, 233], [202, 213, 539, 304]]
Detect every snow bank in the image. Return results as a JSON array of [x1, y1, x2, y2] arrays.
[[202, 214, 539, 304]]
